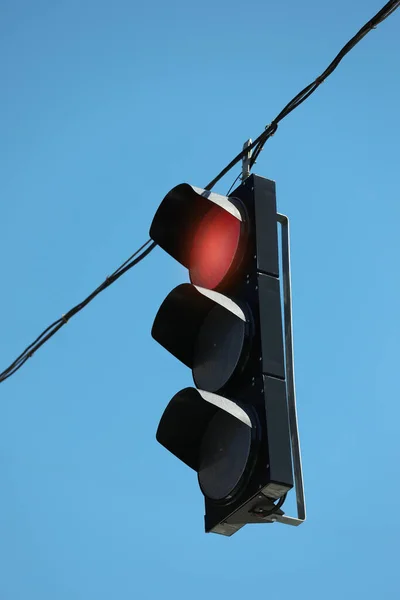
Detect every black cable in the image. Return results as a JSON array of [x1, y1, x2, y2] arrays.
[[205, 0, 400, 190], [251, 0, 400, 164], [226, 172, 242, 196], [111, 238, 154, 277], [263, 493, 288, 517], [0, 240, 156, 383]]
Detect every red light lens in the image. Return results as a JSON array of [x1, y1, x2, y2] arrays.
[[189, 205, 241, 290]]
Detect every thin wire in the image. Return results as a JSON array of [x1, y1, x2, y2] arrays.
[[263, 493, 288, 517], [0, 240, 156, 383], [111, 238, 154, 277], [205, 0, 400, 190], [226, 172, 242, 196]]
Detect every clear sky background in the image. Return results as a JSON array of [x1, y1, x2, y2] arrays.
[[1, 0, 399, 598]]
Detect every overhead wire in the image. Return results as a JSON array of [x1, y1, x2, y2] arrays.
[[1, 0, 399, 384], [0, 239, 156, 383], [206, 0, 400, 190]]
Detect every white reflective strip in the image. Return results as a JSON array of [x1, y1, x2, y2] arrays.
[[198, 390, 252, 428], [191, 186, 242, 222], [194, 286, 246, 322]]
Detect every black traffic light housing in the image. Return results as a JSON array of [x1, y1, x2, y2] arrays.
[[150, 174, 302, 536]]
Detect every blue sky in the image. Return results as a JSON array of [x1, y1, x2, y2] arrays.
[[1, 0, 399, 598]]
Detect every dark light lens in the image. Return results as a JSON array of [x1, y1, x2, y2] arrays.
[[192, 305, 246, 393], [198, 410, 252, 501], [189, 205, 241, 290]]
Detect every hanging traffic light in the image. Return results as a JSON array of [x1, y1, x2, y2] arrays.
[[150, 174, 304, 536]]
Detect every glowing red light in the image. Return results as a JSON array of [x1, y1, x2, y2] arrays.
[[189, 205, 241, 290]]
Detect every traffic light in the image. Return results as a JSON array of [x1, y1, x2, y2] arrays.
[[150, 174, 302, 536]]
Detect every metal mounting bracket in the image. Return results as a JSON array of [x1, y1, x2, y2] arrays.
[[242, 139, 252, 181], [267, 213, 306, 527]]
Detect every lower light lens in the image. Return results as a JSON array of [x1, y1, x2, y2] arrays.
[[198, 409, 252, 501], [189, 205, 241, 290]]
